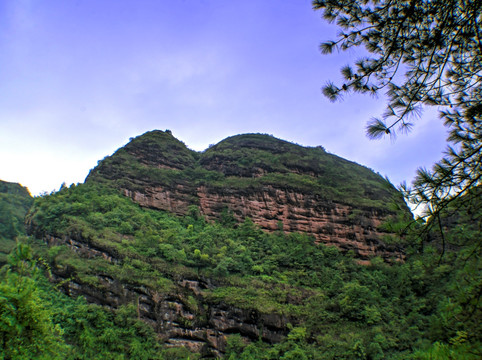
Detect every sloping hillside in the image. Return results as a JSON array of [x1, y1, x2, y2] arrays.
[[86, 130, 411, 261]]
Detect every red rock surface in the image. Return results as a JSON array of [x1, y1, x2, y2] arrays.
[[124, 184, 404, 262], [89, 131, 407, 262]]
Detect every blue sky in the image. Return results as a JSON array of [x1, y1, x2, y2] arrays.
[[0, 0, 448, 196]]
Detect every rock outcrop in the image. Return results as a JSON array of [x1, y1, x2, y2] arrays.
[[87, 130, 409, 262], [24, 130, 413, 357], [44, 233, 290, 358]]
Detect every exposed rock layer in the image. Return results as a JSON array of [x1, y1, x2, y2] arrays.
[[87, 130, 408, 262], [27, 130, 412, 356], [45, 234, 290, 358]]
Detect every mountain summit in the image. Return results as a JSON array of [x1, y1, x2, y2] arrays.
[[87, 130, 409, 262], [21, 130, 439, 357]]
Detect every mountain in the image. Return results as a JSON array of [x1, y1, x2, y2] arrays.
[[86, 130, 410, 262], [4, 130, 479, 358], [20, 130, 418, 357]]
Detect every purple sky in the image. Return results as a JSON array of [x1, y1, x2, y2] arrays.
[[0, 0, 448, 196]]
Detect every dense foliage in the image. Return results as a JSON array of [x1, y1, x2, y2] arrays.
[[87, 131, 405, 211], [0, 181, 33, 263], [0, 241, 198, 360], [7, 182, 477, 358], [313, 0, 482, 234], [201, 134, 399, 207]]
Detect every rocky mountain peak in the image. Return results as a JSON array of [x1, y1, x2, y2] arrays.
[[86, 130, 410, 262], [122, 129, 196, 170]]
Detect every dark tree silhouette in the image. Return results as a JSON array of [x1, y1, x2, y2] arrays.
[[313, 0, 481, 223]]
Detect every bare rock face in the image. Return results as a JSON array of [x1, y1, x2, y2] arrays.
[[196, 186, 402, 263], [123, 185, 192, 216], [28, 130, 413, 356], [87, 130, 409, 262], [45, 233, 289, 358]]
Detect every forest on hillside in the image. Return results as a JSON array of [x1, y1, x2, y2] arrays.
[[0, 180, 480, 359], [1, 0, 481, 358]]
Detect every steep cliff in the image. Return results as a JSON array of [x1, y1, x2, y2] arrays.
[[25, 184, 336, 357], [14, 135, 480, 358], [23, 130, 416, 356], [87, 130, 409, 261]]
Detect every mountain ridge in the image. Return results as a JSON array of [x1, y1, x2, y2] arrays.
[[1, 132, 479, 358], [86, 130, 410, 262]]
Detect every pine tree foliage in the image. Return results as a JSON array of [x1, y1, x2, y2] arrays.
[[313, 0, 481, 223]]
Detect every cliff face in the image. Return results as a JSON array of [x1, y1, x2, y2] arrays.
[[87, 130, 409, 262], [22, 131, 413, 356], [43, 232, 290, 357]]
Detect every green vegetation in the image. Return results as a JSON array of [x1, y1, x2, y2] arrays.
[[0, 243, 69, 359], [0, 181, 33, 264], [5, 181, 476, 359], [0, 241, 194, 360], [87, 131, 405, 213], [314, 0, 481, 248]]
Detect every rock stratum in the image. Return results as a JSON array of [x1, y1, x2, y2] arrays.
[[87, 130, 408, 262], [23, 130, 414, 357]]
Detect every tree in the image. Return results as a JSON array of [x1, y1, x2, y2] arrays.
[[313, 0, 481, 227], [0, 243, 69, 359]]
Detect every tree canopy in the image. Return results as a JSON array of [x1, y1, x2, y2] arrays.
[[313, 0, 481, 224]]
